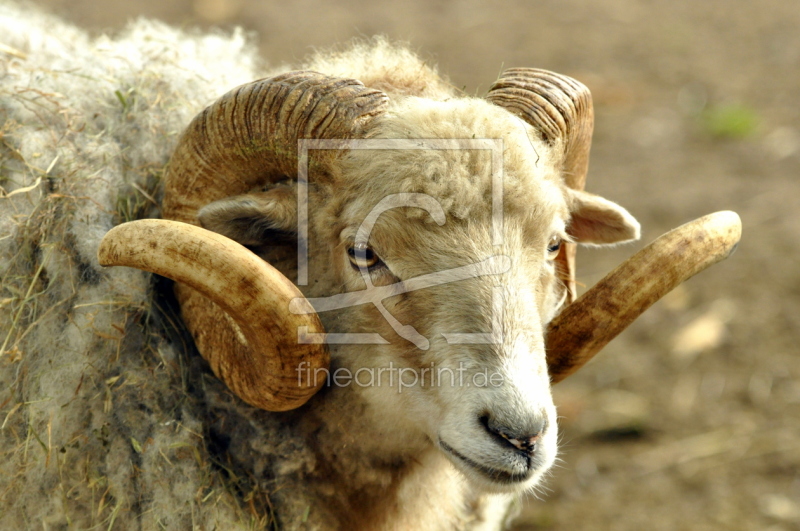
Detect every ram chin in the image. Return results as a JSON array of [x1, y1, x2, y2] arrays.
[[437, 438, 554, 493]]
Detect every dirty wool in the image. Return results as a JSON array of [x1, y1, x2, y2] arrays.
[[0, 1, 336, 527]]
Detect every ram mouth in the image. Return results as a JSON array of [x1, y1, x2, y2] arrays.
[[439, 439, 534, 485]]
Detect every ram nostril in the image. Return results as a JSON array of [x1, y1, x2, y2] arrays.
[[479, 414, 547, 454]]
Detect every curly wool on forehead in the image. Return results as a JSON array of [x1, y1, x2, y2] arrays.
[[338, 96, 566, 222]]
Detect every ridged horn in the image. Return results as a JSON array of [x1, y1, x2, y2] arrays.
[[156, 72, 389, 410], [486, 68, 594, 302], [546, 211, 742, 383], [162, 71, 390, 224]]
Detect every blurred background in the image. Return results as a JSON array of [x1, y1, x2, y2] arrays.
[[25, 0, 800, 529]]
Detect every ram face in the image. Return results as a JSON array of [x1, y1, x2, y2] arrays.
[[91, 68, 633, 492]]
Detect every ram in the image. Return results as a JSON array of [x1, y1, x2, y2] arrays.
[[0, 2, 740, 529]]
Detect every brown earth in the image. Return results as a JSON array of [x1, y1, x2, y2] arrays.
[[23, 0, 800, 529]]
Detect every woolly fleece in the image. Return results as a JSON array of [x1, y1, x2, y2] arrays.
[[0, 2, 294, 528]]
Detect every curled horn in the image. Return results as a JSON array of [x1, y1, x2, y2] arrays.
[[100, 72, 388, 411], [162, 71, 389, 225], [546, 210, 742, 382], [98, 220, 324, 410], [487, 72, 742, 382], [486, 68, 594, 302]]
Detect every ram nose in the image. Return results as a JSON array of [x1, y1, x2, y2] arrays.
[[480, 414, 547, 455]]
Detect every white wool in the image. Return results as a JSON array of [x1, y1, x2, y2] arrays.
[[0, 2, 279, 528]]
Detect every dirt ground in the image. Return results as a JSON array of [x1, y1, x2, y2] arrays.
[[23, 0, 800, 529]]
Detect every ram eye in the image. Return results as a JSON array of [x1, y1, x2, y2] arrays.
[[547, 236, 562, 259], [347, 244, 383, 270]]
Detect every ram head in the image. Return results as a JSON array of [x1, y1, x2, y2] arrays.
[[98, 69, 740, 492]]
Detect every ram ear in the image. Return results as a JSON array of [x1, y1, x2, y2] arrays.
[[567, 189, 641, 245], [197, 185, 298, 246]]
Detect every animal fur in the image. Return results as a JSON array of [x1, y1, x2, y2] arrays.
[[0, 3, 292, 528]]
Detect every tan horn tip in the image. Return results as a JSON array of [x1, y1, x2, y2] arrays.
[[98, 218, 330, 411], [546, 210, 742, 384]]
